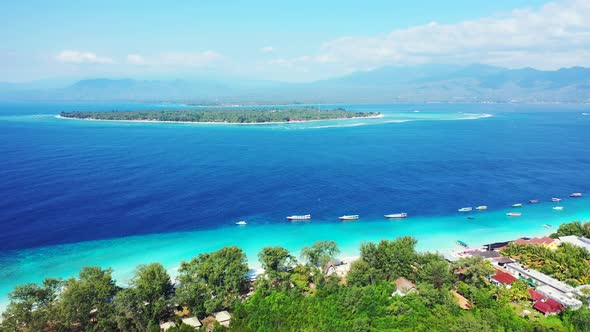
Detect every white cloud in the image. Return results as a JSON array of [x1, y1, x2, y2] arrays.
[[261, 46, 274, 53], [56, 50, 114, 64], [269, 0, 590, 71], [126, 54, 146, 65]]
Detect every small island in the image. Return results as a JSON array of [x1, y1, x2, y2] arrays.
[[59, 107, 381, 124]]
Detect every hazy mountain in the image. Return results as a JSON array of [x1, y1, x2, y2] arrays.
[[2, 64, 590, 103]]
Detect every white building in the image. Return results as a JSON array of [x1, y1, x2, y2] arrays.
[[536, 284, 583, 309], [558, 236, 590, 251], [504, 263, 575, 294], [213, 310, 232, 327]]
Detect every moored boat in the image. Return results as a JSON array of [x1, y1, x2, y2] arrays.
[[529, 199, 539, 204], [543, 224, 553, 229], [235, 220, 247, 225], [457, 240, 468, 248], [458, 207, 473, 212], [551, 197, 562, 202], [287, 214, 311, 220], [506, 212, 522, 217], [384, 213, 407, 219], [570, 192, 583, 197], [552, 206, 564, 211], [512, 203, 523, 208], [475, 205, 488, 211], [339, 215, 359, 221]]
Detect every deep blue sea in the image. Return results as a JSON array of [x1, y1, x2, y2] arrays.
[[1, 101, 590, 308]]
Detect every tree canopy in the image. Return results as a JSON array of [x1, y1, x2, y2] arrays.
[[60, 107, 379, 124]]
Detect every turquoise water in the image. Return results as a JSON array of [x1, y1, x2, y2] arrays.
[[1, 102, 590, 311]]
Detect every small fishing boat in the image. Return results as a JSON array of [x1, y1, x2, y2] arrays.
[[570, 192, 583, 198], [287, 214, 311, 220], [475, 205, 488, 211], [235, 221, 247, 225], [529, 199, 539, 204], [339, 215, 359, 221], [457, 240, 468, 248], [458, 207, 473, 212], [551, 197, 562, 202], [552, 206, 564, 211], [384, 213, 407, 219], [512, 203, 523, 208], [506, 212, 522, 217], [543, 224, 553, 229], [467, 217, 475, 220]]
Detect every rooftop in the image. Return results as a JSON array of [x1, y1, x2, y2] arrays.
[[528, 288, 545, 301], [535, 284, 583, 308], [505, 263, 575, 294], [159, 321, 176, 331], [514, 236, 555, 246], [491, 270, 517, 285], [558, 236, 590, 251], [214, 310, 232, 323], [471, 251, 501, 259], [181, 317, 202, 328]]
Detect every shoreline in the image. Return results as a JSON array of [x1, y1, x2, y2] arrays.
[[1, 197, 588, 313], [55, 113, 385, 125]]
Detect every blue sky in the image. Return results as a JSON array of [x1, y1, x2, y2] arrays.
[[1, 0, 589, 82]]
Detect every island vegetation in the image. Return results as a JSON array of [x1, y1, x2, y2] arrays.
[[59, 107, 380, 124], [2, 236, 589, 332]]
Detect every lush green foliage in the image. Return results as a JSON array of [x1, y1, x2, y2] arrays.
[[550, 221, 590, 238], [175, 246, 248, 316], [60, 107, 379, 123], [2, 237, 587, 332], [502, 242, 590, 284], [300, 240, 340, 267]]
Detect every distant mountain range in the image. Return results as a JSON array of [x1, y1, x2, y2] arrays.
[[2, 64, 590, 104]]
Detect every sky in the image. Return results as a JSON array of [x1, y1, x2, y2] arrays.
[[1, 0, 589, 83]]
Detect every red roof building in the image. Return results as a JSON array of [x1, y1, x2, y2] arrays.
[[491, 271, 517, 285], [528, 288, 545, 301], [533, 298, 565, 315], [513, 237, 555, 246]]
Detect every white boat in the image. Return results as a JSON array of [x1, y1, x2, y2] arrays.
[[543, 224, 553, 229], [570, 193, 583, 198], [552, 206, 564, 211], [339, 215, 359, 221], [235, 221, 247, 225], [551, 197, 562, 202], [458, 207, 473, 212], [512, 203, 523, 208], [287, 214, 311, 220], [475, 206, 488, 211], [385, 213, 407, 219], [529, 199, 539, 204], [506, 212, 522, 217]]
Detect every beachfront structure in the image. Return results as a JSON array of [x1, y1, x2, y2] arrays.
[[490, 270, 517, 287], [181, 317, 202, 328], [504, 263, 582, 309], [535, 284, 583, 309], [533, 298, 565, 316], [504, 263, 575, 294], [470, 251, 501, 259], [513, 236, 558, 249], [558, 235, 590, 251], [159, 321, 176, 331], [392, 277, 416, 297], [213, 310, 232, 327], [493, 257, 516, 267]]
